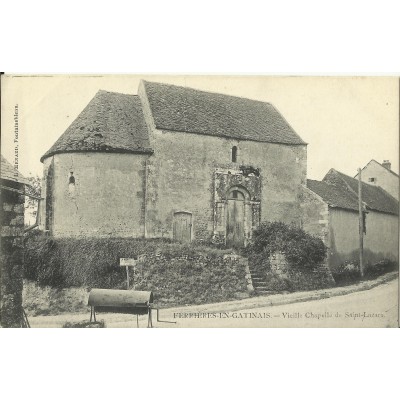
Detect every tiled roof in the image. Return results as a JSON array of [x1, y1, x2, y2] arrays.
[[41, 91, 152, 162], [142, 81, 306, 145], [307, 179, 359, 212], [1, 155, 29, 185], [307, 169, 399, 215]]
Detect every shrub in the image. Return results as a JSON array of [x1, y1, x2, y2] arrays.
[[331, 259, 397, 285], [23, 233, 65, 287], [365, 259, 397, 278], [246, 222, 327, 266], [331, 262, 360, 285], [23, 234, 248, 307], [244, 222, 328, 291]]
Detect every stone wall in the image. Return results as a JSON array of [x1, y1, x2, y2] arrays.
[[121, 251, 250, 305], [23, 236, 250, 309], [40, 153, 149, 238], [144, 128, 307, 243], [1, 180, 25, 327], [269, 251, 335, 290], [299, 185, 330, 247], [40, 117, 307, 240]]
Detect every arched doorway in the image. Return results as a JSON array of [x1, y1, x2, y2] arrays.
[[226, 187, 248, 247]]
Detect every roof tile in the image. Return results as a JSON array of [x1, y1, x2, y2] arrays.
[[1, 155, 29, 185], [143, 81, 306, 145], [41, 91, 152, 162], [307, 169, 398, 215]]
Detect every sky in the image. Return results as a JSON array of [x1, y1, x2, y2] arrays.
[[1, 75, 399, 181]]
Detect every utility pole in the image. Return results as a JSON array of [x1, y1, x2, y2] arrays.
[[358, 168, 364, 278]]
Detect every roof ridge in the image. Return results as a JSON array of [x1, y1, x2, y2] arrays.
[[336, 169, 372, 195], [142, 79, 276, 107], [334, 168, 387, 190], [97, 89, 137, 97], [373, 159, 399, 177], [307, 177, 359, 211], [324, 168, 363, 204], [355, 159, 399, 178], [142, 80, 306, 145], [308, 178, 339, 186]]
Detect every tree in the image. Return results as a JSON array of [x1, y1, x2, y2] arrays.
[[25, 175, 42, 223]]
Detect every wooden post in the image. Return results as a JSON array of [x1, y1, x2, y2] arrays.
[[126, 266, 130, 290], [120, 258, 140, 290], [358, 168, 364, 278]]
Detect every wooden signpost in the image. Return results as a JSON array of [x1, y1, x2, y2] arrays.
[[120, 256, 145, 289]]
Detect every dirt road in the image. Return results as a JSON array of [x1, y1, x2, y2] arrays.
[[29, 277, 398, 328]]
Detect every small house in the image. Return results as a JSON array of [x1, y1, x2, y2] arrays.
[[302, 168, 399, 269], [355, 159, 399, 200]]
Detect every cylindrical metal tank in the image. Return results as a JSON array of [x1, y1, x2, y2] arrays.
[[88, 289, 153, 315]]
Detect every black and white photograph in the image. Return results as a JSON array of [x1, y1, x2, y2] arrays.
[[2, 3, 400, 400], [1, 75, 398, 328]]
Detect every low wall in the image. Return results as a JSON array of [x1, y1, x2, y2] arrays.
[[23, 236, 249, 310], [267, 251, 335, 291]]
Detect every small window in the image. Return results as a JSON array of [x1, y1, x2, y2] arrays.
[[68, 172, 76, 196], [368, 177, 376, 183], [232, 146, 237, 163]]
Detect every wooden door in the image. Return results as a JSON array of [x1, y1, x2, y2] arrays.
[[173, 212, 192, 243], [226, 197, 245, 248]]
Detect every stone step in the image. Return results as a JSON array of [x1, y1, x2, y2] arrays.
[[248, 263, 270, 293]]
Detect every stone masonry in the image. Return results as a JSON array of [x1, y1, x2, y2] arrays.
[[1, 181, 25, 327]]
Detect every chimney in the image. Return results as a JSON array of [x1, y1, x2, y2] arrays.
[[382, 160, 391, 170]]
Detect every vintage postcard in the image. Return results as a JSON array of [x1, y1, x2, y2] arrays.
[[1, 74, 398, 328]]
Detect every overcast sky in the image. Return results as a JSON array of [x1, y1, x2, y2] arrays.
[[1, 75, 398, 180]]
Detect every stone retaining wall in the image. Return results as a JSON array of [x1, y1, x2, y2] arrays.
[[269, 251, 335, 291]]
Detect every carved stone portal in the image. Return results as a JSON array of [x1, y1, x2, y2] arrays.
[[213, 168, 261, 247]]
